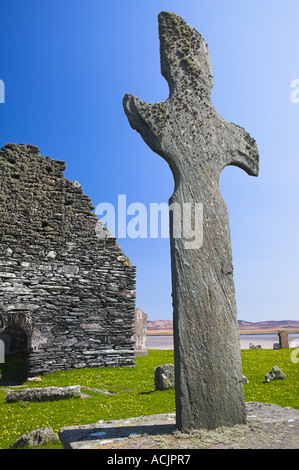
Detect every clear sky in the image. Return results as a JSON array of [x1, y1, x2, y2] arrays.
[[0, 0, 298, 322]]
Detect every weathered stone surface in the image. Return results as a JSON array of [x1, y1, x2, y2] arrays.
[[133, 308, 148, 356], [265, 366, 286, 383], [5, 385, 82, 402], [124, 12, 259, 431], [59, 413, 176, 449], [10, 427, 58, 448], [0, 143, 136, 376], [278, 330, 289, 349], [154, 363, 175, 390], [58, 403, 299, 449]]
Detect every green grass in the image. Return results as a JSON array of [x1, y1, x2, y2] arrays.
[[242, 349, 299, 408], [0, 349, 298, 449]]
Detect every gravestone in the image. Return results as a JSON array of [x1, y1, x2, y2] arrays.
[[133, 308, 148, 356], [278, 330, 289, 349], [124, 12, 259, 431]]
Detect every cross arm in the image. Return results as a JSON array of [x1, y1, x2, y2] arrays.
[[223, 121, 259, 177], [123, 94, 170, 156]]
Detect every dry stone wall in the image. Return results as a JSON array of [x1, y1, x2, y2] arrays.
[[0, 143, 136, 376]]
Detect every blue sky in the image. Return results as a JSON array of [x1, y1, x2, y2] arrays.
[[0, 0, 298, 322]]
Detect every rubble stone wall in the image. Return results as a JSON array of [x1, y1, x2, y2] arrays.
[[0, 143, 136, 376]]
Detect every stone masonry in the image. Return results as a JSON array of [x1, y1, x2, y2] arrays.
[[0, 143, 136, 376]]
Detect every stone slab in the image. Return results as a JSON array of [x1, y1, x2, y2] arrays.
[[278, 330, 289, 349], [133, 308, 148, 356], [58, 403, 299, 449], [59, 413, 176, 449], [5, 385, 81, 402]]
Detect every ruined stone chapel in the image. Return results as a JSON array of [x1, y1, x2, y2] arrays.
[[0, 143, 136, 377]]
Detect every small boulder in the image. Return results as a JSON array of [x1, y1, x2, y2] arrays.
[[10, 427, 59, 448], [265, 366, 286, 383], [154, 364, 174, 390]]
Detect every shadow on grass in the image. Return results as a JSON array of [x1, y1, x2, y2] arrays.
[[139, 388, 174, 395]]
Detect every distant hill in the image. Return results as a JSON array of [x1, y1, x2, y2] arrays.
[[237, 320, 299, 334], [147, 319, 299, 335]]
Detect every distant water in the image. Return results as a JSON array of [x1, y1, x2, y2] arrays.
[[146, 334, 299, 350], [146, 335, 174, 350]]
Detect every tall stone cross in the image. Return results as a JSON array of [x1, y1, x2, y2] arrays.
[[123, 12, 259, 431]]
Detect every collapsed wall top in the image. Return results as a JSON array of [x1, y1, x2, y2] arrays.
[[0, 143, 136, 376]]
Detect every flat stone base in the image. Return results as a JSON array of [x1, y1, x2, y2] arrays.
[[59, 413, 176, 449], [58, 403, 299, 449], [134, 350, 148, 357]]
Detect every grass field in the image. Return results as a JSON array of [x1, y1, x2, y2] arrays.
[[0, 349, 298, 449]]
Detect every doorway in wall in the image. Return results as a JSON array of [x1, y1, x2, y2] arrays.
[[0, 325, 29, 385]]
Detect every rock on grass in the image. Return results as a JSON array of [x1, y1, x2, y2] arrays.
[[10, 427, 58, 448]]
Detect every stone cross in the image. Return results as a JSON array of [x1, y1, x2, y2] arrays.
[[123, 12, 259, 431]]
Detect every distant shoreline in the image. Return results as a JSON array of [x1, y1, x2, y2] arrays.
[[146, 320, 299, 337], [146, 333, 299, 350], [146, 332, 299, 337], [147, 330, 299, 336]]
